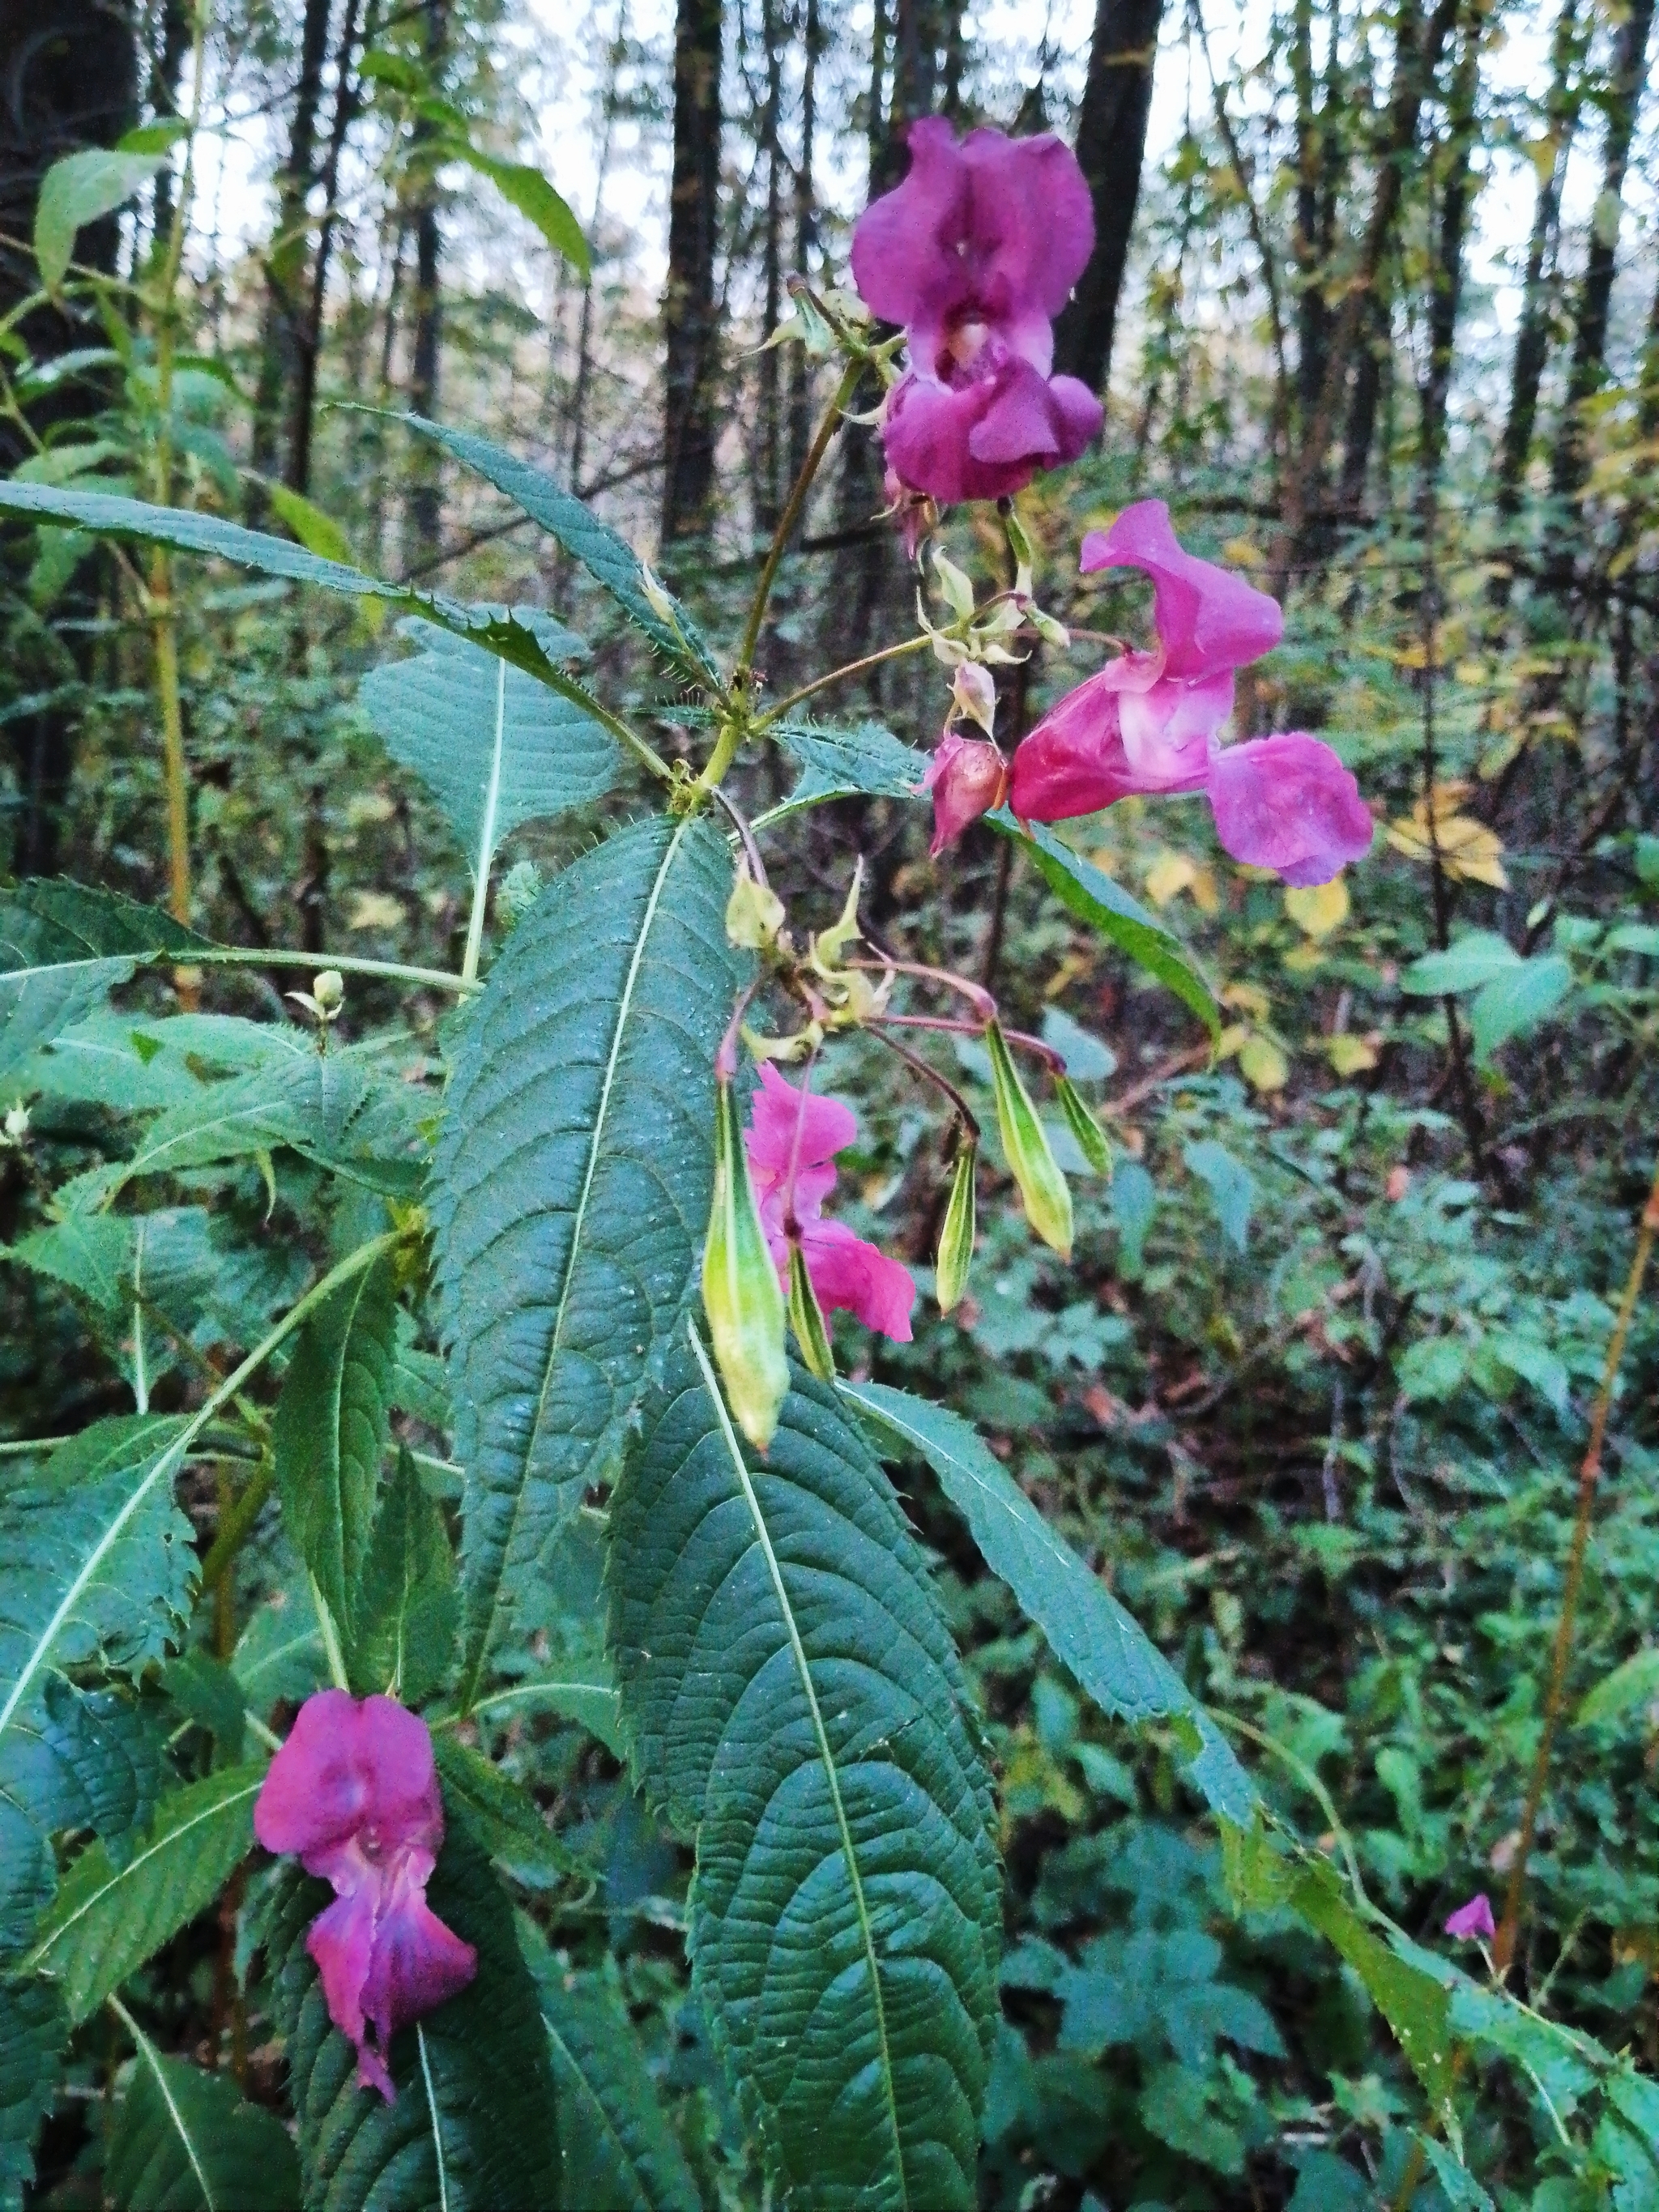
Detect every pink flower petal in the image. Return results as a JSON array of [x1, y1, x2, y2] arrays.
[[922, 731, 1008, 855], [1081, 500, 1283, 682], [254, 1690, 442, 1865], [1009, 666, 1211, 824], [359, 1855, 479, 2061], [1444, 1893, 1496, 1941], [1205, 732, 1375, 886], [800, 1218, 916, 1341], [883, 358, 1101, 505], [744, 1063, 857, 1179]]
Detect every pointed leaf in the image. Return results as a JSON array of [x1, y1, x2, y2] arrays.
[[358, 618, 618, 871], [35, 150, 166, 295], [430, 1737, 582, 1888], [992, 816, 1220, 1038], [608, 1336, 1000, 2210], [1, 884, 205, 1087], [519, 1929, 701, 2212], [465, 1668, 625, 1758], [349, 1454, 458, 1705], [842, 1383, 1256, 1823], [389, 416, 719, 683], [430, 814, 747, 1689], [441, 147, 590, 272], [22, 1763, 264, 2023], [0, 1977, 63, 2212], [272, 1251, 399, 1635], [106, 2027, 299, 2212], [1469, 954, 1572, 1062], [260, 1808, 559, 2210], [764, 719, 930, 819]]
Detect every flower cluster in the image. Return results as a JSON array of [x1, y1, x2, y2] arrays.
[[254, 1690, 476, 2100]]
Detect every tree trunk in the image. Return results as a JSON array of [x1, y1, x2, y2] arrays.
[[1052, 0, 1164, 394], [1549, 0, 1657, 500], [1494, 0, 1584, 519], [661, 0, 723, 541], [786, 0, 820, 485], [879, 0, 940, 189], [569, 2, 627, 499], [405, 0, 448, 557], [147, 0, 190, 250], [1418, 8, 1481, 473], [756, 0, 785, 529], [1290, 0, 1328, 419], [1337, 291, 1388, 515], [286, 0, 371, 495], [251, 0, 334, 479], [0, 0, 137, 876]]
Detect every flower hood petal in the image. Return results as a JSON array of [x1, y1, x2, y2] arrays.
[[1081, 500, 1282, 681]]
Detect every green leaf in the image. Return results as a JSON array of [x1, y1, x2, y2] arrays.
[[1578, 1646, 1659, 1728], [1413, 2135, 1495, 2210], [0, 883, 205, 1088], [232, 1588, 325, 1716], [35, 151, 165, 295], [441, 145, 590, 272], [765, 718, 930, 819], [430, 1737, 581, 1888], [431, 814, 747, 1690], [609, 1336, 1000, 2210], [1183, 1139, 1254, 1253], [518, 1928, 701, 2212], [1288, 1863, 1453, 2108], [22, 1763, 264, 2023], [8, 1213, 134, 1312], [265, 481, 354, 566], [106, 2023, 299, 2212], [992, 816, 1221, 1038], [0, 1978, 63, 2212], [386, 416, 719, 684], [842, 1382, 1255, 1824], [349, 1454, 458, 1705], [272, 1250, 399, 1636], [1469, 954, 1572, 1061], [1398, 931, 1519, 996], [358, 616, 617, 873], [466, 1666, 625, 1758], [261, 1807, 559, 2210]]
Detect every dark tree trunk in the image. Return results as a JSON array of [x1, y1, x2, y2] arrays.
[[1290, 0, 1328, 420], [1494, 0, 1584, 519], [1549, 0, 1656, 500], [661, 0, 723, 540], [288, 0, 371, 495], [756, 0, 785, 528], [0, 0, 137, 876], [570, 2, 626, 500], [1052, 0, 1164, 394], [1418, 9, 1480, 472], [147, 0, 190, 249], [1337, 292, 1388, 515], [406, 0, 448, 556], [786, 0, 821, 486], [252, 0, 334, 479], [876, 0, 940, 190]]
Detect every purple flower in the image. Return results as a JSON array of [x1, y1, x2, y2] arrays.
[[744, 1064, 915, 1343], [922, 731, 1009, 855], [254, 1690, 477, 2101], [851, 119, 1103, 504], [1010, 502, 1374, 887], [1444, 1893, 1497, 1941]]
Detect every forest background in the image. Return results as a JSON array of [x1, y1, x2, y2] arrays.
[[3, 0, 1659, 2203]]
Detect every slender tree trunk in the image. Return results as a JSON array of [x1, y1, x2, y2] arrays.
[[1549, 0, 1656, 500], [940, 0, 966, 116], [569, 5, 625, 498], [252, 0, 334, 479], [0, 0, 136, 876], [1290, 0, 1328, 419], [406, 0, 448, 556], [786, 0, 820, 486], [1337, 291, 1388, 515], [288, 0, 371, 495], [879, 0, 939, 189], [661, 0, 723, 540], [1494, 0, 1584, 519], [756, 0, 785, 529], [147, 0, 190, 249], [1053, 0, 1164, 394], [1418, 6, 1480, 472]]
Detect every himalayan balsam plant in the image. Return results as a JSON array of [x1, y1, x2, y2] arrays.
[[1, 113, 1648, 2212]]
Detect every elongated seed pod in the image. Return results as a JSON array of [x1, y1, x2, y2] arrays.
[[936, 1138, 978, 1312], [786, 1242, 837, 1382], [702, 1079, 789, 1448], [1055, 1075, 1111, 1176], [986, 1021, 1073, 1258]]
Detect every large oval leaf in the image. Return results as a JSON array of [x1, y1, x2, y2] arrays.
[[431, 813, 747, 1693], [608, 1332, 1000, 2210], [106, 2022, 300, 2211]]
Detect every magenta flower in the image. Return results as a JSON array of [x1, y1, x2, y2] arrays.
[[744, 1063, 915, 1342], [851, 119, 1103, 505], [1010, 501, 1374, 887], [254, 1690, 476, 2101], [1444, 1893, 1497, 1941], [923, 731, 1009, 855]]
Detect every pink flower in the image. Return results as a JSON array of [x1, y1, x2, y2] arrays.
[[851, 119, 1103, 504], [254, 1690, 476, 2101], [1010, 501, 1373, 887], [1444, 1893, 1497, 1941], [922, 731, 1009, 856], [744, 1063, 915, 1342]]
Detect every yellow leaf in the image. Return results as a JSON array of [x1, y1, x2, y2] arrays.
[[1222, 535, 1262, 569], [1284, 877, 1349, 940], [1282, 940, 1324, 973], [1215, 1022, 1249, 1061], [348, 891, 404, 931], [1239, 1034, 1290, 1092], [1189, 863, 1220, 914], [1145, 851, 1196, 906], [1327, 1033, 1380, 1076], [1221, 980, 1271, 1020]]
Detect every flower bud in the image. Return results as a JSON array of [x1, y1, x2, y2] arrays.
[[2, 1100, 28, 1146], [986, 1021, 1073, 1258], [935, 1139, 977, 1312], [313, 970, 345, 1017], [921, 732, 1009, 858], [639, 560, 680, 627], [949, 660, 997, 737], [1004, 505, 1037, 599], [786, 1242, 837, 1383], [726, 862, 786, 951], [1055, 1076, 1111, 1176], [932, 548, 976, 623], [702, 1079, 789, 1448]]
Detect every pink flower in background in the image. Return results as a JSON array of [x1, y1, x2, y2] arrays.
[[1444, 1893, 1497, 1941], [254, 1691, 476, 2101], [1010, 501, 1374, 887], [744, 1063, 915, 1341], [851, 119, 1103, 504], [923, 731, 1009, 855]]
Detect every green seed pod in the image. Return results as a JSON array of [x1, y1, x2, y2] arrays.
[[935, 1139, 977, 1312], [786, 1242, 837, 1383], [986, 1021, 1073, 1258], [1055, 1076, 1111, 1177], [702, 1080, 789, 1448]]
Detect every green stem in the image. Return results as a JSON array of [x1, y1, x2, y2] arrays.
[[756, 632, 936, 729], [731, 354, 864, 691], [185, 945, 480, 995], [196, 1459, 273, 1588], [461, 657, 505, 986]]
